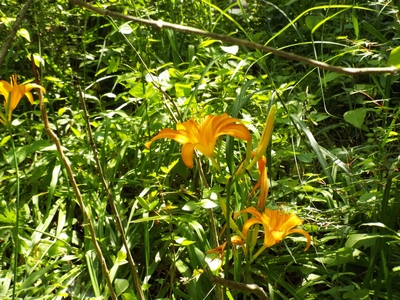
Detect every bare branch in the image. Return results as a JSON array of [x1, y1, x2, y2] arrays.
[[69, 0, 399, 76], [0, 0, 35, 68]]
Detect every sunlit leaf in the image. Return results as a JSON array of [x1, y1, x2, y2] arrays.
[[17, 28, 30, 42], [387, 46, 400, 68], [343, 108, 367, 129]]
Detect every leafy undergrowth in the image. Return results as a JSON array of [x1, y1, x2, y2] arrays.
[[0, 0, 400, 299]]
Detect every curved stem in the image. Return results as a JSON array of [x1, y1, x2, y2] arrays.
[[9, 128, 19, 300], [78, 87, 145, 300], [31, 66, 117, 299]]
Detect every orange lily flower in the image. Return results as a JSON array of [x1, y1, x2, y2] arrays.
[[145, 113, 251, 168], [0, 75, 45, 125], [237, 207, 311, 251]]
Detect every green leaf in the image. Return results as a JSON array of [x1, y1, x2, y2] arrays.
[[305, 16, 324, 30], [107, 56, 120, 74], [121, 289, 138, 300], [115, 279, 129, 296], [199, 199, 218, 209], [360, 20, 388, 43], [352, 10, 359, 39], [345, 233, 380, 249], [6, 145, 29, 166], [119, 23, 133, 34], [17, 28, 30, 42], [182, 201, 197, 211], [198, 39, 220, 48], [0, 135, 11, 146], [175, 82, 193, 97], [343, 108, 367, 129], [31, 53, 45, 67], [387, 46, 400, 68], [220, 45, 238, 55], [343, 289, 369, 299]]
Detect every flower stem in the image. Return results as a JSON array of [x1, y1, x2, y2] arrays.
[[210, 156, 221, 173], [9, 127, 19, 300], [251, 245, 267, 263]]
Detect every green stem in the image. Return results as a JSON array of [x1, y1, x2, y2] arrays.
[[194, 155, 219, 248], [210, 156, 222, 173], [251, 245, 267, 263], [224, 179, 233, 299], [9, 127, 19, 300]]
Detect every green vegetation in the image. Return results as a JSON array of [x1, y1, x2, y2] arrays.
[[1, 0, 400, 299]]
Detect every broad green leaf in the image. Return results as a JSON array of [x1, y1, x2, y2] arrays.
[[305, 15, 324, 30], [220, 45, 238, 55], [387, 46, 400, 68], [119, 23, 132, 34], [17, 28, 30, 42], [345, 233, 380, 249], [32, 53, 45, 67], [115, 279, 129, 296], [297, 153, 313, 163], [182, 201, 197, 211], [199, 199, 218, 209], [343, 108, 367, 129], [121, 289, 137, 300], [6, 145, 29, 166]]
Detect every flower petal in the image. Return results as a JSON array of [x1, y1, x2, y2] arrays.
[[0, 80, 12, 96], [24, 91, 34, 105], [217, 124, 251, 142], [263, 230, 278, 248], [194, 141, 215, 157], [145, 128, 191, 149], [181, 142, 195, 168], [287, 228, 311, 251], [242, 218, 263, 237], [235, 206, 264, 220]]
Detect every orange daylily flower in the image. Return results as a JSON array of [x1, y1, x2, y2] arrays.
[[237, 207, 311, 251], [0, 75, 45, 125], [145, 113, 251, 168]]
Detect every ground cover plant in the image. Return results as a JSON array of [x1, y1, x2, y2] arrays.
[[1, 0, 400, 299]]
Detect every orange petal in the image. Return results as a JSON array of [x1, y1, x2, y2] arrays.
[[236, 207, 264, 220], [0, 80, 12, 95], [217, 124, 251, 142], [241, 218, 263, 237], [288, 228, 311, 251], [181, 143, 195, 168], [194, 141, 215, 158], [263, 230, 278, 248], [231, 235, 244, 246], [145, 128, 191, 149]]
